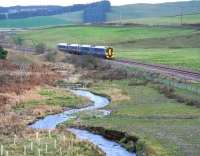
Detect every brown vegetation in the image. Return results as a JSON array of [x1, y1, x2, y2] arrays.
[[0, 60, 62, 135]]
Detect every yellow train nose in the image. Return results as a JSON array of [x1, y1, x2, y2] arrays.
[[106, 47, 114, 59]]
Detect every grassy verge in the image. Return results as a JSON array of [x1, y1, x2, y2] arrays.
[[116, 48, 200, 70], [14, 86, 90, 121], [0, 129, 103, 156], [67, 80, 200, 156]]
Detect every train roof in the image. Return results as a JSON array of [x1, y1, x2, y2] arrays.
[[69, 44, 79, 47], [80, 45, 91, 47], [57, 43, 68, 46], [94, 46, 107, 49]]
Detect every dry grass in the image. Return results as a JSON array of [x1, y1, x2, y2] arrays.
[[102, 88, 130, 102], [0, 59, 63, 136]]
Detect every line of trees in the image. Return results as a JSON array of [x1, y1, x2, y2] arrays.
[[0, 1, 111, 23], [83, 1, 111, 23], [0, 14, 6, 20]]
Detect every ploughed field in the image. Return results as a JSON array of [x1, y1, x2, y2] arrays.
[[17, 25, 200, 70]]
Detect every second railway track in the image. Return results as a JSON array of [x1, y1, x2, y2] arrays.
[[113, 59, 200, 82]]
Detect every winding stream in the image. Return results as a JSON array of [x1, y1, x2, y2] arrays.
[[30, 89, 136, 156]]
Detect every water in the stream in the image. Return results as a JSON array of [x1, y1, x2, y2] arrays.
[[30, 89, 136, 156]]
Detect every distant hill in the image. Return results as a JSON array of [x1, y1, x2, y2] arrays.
[[111, 13, 200, 25], [107, 1, 200, 21], [0, 1, 200, 28], [0, 1, 110, 23]]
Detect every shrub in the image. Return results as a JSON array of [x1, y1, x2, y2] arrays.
[[45, 51, 57, 62], [35, 43, 46, 54], [66, 55, 99, 70], [0, 46, 8, 59], [12, 36, 24, 46]]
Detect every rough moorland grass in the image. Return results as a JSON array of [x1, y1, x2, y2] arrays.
[[18, 26, 195, 48], [0, 130, 103, 156], [72, 80, 200, 156], [15, 87, 89, 111], [116, 48, 200, 70]]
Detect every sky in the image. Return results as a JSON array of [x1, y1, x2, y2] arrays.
[[0, 0, 191, 7]]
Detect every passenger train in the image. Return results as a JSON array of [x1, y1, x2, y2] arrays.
[[57, 43, 114, 59]]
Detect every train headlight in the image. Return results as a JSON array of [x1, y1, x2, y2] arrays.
[[106, 47, 114, 59]]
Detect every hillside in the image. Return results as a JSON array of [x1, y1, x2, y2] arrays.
[[110, 13, 200, 25], [0, 12, 83, 28], [107, 1, 200, 22], [1, 1, 200, 28], [17, 25, 200, 70]]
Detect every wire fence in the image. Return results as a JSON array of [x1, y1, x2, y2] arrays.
[[129, 67, 200, 95]]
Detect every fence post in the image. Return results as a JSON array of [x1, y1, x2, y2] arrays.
[[0, 145, 3, 156]]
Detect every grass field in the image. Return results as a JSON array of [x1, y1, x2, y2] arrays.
[[110, 13, 200, 25], [0, 130, 102, 156], [17, 25, 200, 70], [0, 12, 83, 28], [69, 80, 200, 156], [18, 26, 196, 47], [0, 16, 69, 28], [15, 87, 89, 113], [117, 48, 200, 70]]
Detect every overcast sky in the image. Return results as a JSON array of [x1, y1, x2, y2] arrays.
[[0, 0, 191, 7]]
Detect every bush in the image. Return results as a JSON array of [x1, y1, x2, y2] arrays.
[[12, 36, 24, 46], [35, 43, 46, 54], [66, 55, 99, 70], [45, 51, 57, 62], [0, 46, 8, 59]]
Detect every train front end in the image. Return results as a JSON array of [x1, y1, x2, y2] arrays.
[[105, 47, 114, 59]]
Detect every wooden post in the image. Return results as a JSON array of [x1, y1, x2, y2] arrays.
[[45, 144, 48, 154], [14, 135, 17, 146], [60, 147, 62, 156], [38, 148, 41, 156], [0, 145, 3, 156], [54, 140, 57, 149], [38, 138, 41, 146], [5, 151, 8, 156], [48, 130, 51, 139], [36, 132, 39, 140], [24, 145, 26, 156], [30, 142, 33, 151], [63, 136, 66, 143]]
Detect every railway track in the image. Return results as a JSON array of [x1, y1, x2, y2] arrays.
[[114, 59, 200, 82]]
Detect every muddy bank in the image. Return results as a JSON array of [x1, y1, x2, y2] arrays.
[[70, 125, 138, 153]]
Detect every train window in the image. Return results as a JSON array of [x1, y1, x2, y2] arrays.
[[95, 48, 105, 53], [81, 47, 90, 51]]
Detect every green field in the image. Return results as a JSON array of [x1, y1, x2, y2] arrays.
[[0, 12, 83, 28], [0, 16, 68, 28], [68, 80, 200, 156], [17, 25, 200, 70], [112, 14, 200, 25], [18, 26, 195, 47], [1, 130, 102, 156], [108, 14, 200, 25], [117, 48, 200, 70]]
